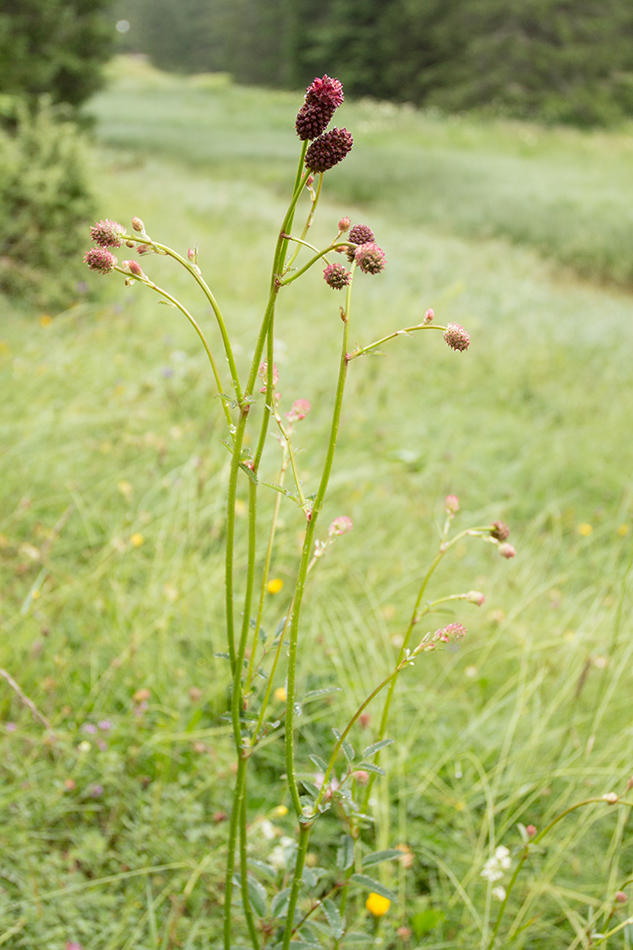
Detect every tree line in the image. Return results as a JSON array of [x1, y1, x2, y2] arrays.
[[114, 0, 633, 126]]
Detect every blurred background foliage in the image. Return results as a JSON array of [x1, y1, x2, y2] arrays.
[[4, 0, 633, 310], [113, 0, 633, 127]]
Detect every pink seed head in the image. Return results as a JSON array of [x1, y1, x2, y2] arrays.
[[434, 622, 467, 643], [338, 216, 351, 232], [424, 308, 435, 324], [445, 494, 459, 514], [305, 75, 344, 110], [323, 262, 351, 290], [443, 323, 470, 352], [131, 216, 144, 233], [466, 590, 486, 606], [354, 242, 386, 275], [84, 247, 117, 274], [90, 219, 126, 248], [498, 543, 516, 559], [258, 361, 279, 394]]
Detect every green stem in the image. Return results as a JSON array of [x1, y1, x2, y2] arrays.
[[281, 824, 312, 950], [278, 242, 350, 286], [240, 793, 260, 949], [115, 269, 233, 431], [346, 322, 443, 360], [127, 237, 243, 401], [223, 754, 249, 950], [284, 269, 356, 817]]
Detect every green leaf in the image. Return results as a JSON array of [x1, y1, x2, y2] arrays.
[[213, 652, 231, 660], [336, 834, 354, 870], [356, 761, 385, 776], [363, 849, 403, 868], [247, 858, 277, 881], [309, 754, 327, 772], [321, 898, 344, 939], [304, 686, 342, 701], [362, 738, 394, 758], [349, 874, 396, 902], [239, 461, 258, 483], [300, 780, 320, 801], [332, 728, 355, 764], [411, 909, 444, 938], [271, 887, 290, 918], [341, 934, 372, 944], [246, 876, 267, 918]]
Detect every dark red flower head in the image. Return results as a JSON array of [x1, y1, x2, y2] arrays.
[[305, 128, 353, 173]]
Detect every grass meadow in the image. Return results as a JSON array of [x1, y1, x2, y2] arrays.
[[1, 57, 633, 949]]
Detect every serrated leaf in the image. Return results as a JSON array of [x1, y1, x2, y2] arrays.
[[321, 898, 343, 939], [271, 887, 290, 918], [309, 754, 327, 772], [363, 849, 403, 868], [214, 652, 231, 660], [361, 738, 394, 758], [301, 780, 320, 801], [336, 834, 354, 870], [239, 462, 258, 484], [246, 876, 267, 918], [247, 858, 277, 881], [332, 729, 355, 764], [356, 761, 385, 776], [302, 866, 317, 889], [304, 686, 342, 701], [350, 874, 396, 902]]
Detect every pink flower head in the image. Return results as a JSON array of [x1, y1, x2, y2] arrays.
[[305, 75, 344, 111], [90, 219, 126, 248], [443, 323, 470, 352], [424, 308, 434, 324], [445, 494, 459, 514], [354, 242, 386, 275], [490, 520, 510, 541], [324, 262, 351, 290], [305, 128, 353, 173], [84, 247, 117, 274], [498, 543, 516, 559], [131, 216, 145, 233], [434, 622, 467, 643], [526, 824, 537, 837], [338, 216, 351, 232], [285, 399, 311, 423], [349, 224, 375, 246], [328, 516, 353, 537], [258, 361, 279, 394]]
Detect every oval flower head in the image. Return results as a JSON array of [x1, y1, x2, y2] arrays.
[[366, 892, 391, 917]]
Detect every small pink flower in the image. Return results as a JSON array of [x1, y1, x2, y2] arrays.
[[352, 770, 370, 785], [258, 361, 279, 394], [338, 216, 351, 232], [324, 262, 351, 290], [285, 399, 311, 423], [84, 247, 117, 274], [434, 622, 467, 643], [131, 216, 145, 232], [348, 224, 375, 246], [615, 890, 628, 903], [498, 543, 516, 559], [424, 308, 434, 324], [354, 242, 386, 275], [443, 323, 470, 352], [526, 824, 537, 837], [445, 494, 459, 514], [90, 219, 125, 248], [328, 516, 353, 537]]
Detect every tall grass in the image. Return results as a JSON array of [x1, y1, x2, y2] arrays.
[[1, 60, 632, 948]]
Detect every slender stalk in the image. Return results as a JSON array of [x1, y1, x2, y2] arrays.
[[278, 242, 350, 286], [223, 754, 249, 950], [346, 322, 445, 360], [284, 269, 356, 817], [240, 795, 260, 949], [115, 269, 234, 431], [125, 237, 243, 401]]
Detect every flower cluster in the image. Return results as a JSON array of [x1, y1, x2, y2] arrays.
[[323, 262, 351, 290], [84, 247, 117, 274], [305, 127, 353, 173], [443, 323, 470, 352], [285, 399, 311, 423], [90, 219, 126, 248], [295, 75, 344, 141], [354, 242, 386, 275]]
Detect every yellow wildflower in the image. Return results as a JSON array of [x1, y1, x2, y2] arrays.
[[366, 892, 391, 917]]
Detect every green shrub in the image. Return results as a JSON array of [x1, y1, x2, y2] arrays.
[[0, 97, 94, 310]]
